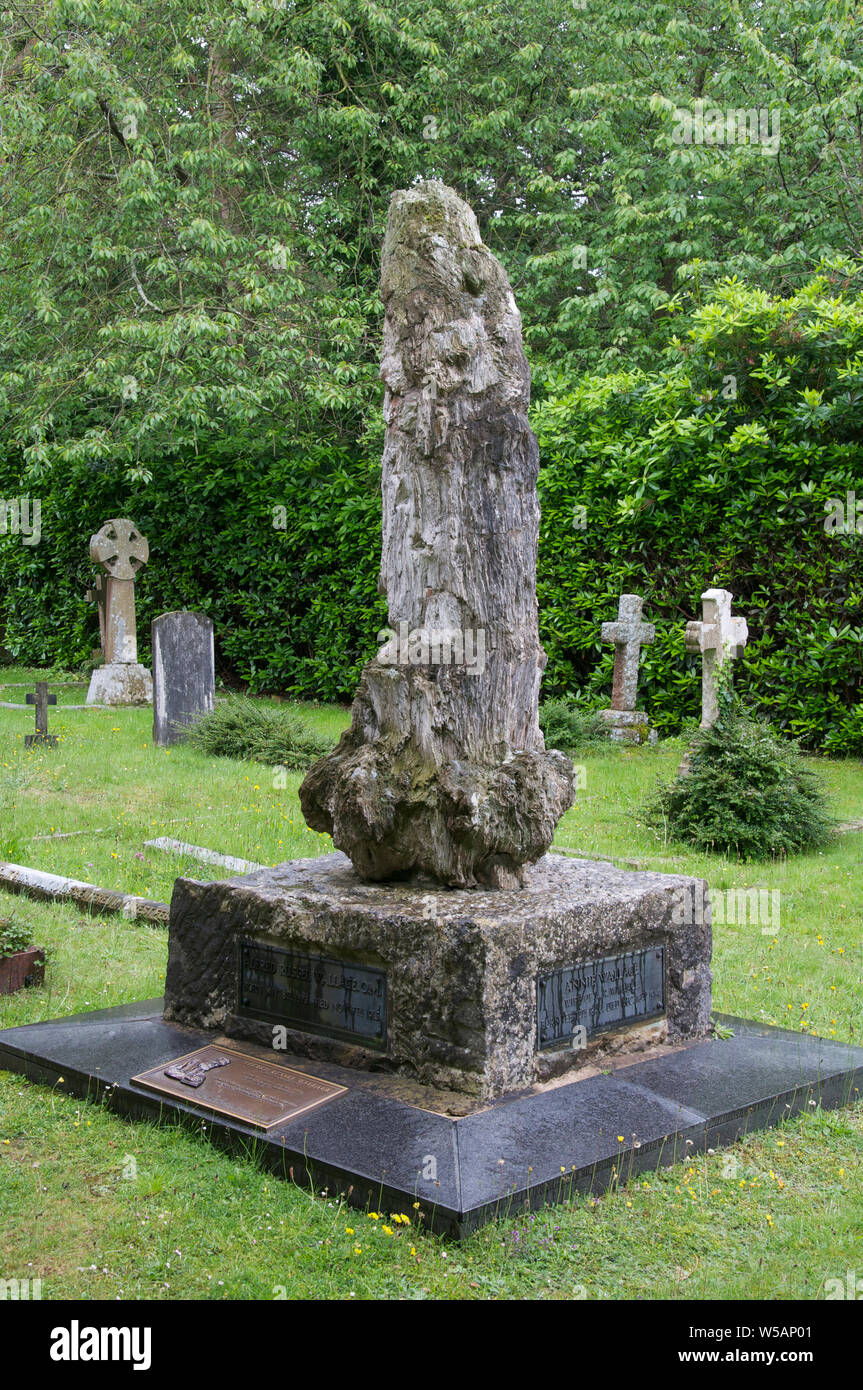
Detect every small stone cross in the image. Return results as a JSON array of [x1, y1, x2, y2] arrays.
[[684, 588, 749, 728], [25, 681, 58, 748], [601, 594, 655, 711]]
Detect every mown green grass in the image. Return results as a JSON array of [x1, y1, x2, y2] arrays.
[[1, 666, 861, 1300]]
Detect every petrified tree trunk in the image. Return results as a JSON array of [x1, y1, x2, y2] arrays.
[[300, 181, 574, 888]]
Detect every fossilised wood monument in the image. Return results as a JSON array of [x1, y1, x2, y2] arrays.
[[300, 181, 575, 888], [164, 183, 712, 1100], [7, 182, 855, 1241]]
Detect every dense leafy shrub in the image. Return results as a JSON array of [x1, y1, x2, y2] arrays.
[[534, 271, 863, 753], [538, 699, 605, 754], [644, 704, 835, 861], [185, 696, 335, 769]]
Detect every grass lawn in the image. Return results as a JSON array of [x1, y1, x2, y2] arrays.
[[1, 665, 861, 1300]]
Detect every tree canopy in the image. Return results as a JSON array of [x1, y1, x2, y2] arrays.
[[2, 0, 863, 475]]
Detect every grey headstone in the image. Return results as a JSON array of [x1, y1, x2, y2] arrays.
[[152, 611, 215, 747]]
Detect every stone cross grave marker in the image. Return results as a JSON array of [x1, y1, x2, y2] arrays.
[[602, 594, 655, 710], [84, 573, 107, 661], [25, 681, 58, 748], [152, 611, 215, 747], [598, 593, 655, 742], [85, 519, 153, 706], [685, 588, 749, 728]]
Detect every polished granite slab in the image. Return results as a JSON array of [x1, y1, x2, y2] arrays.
[[1, 1000, 860, 1237]]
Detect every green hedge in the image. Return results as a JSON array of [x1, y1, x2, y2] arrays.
[[1, 272, 861, 752], [0, 435, 385, 702], [534, 273, 863, 754]]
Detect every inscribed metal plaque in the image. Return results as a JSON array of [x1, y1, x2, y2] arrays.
[[238, 941, 387, 1050], [132, 1045, 346, 1130], [537, 946, 665, 1049]]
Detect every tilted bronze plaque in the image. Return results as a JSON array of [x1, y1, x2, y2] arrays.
[[132, 1045, 346, 1130], [537, 946, 666, 1049], [238, 941, 387, 1050]]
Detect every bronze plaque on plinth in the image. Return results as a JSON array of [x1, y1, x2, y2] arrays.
[[132, 1045, 346, 1130]]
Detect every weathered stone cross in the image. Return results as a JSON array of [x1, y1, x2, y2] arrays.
[[600, 594, 655, 712], [88, 519, 149, 665], [25, 681, 58, 748], [685, 588, 749, 728]]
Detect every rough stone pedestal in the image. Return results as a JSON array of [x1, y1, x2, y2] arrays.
[[164, 852, 712, 1100], [596, 709, 658, 745], [86, 662, 153, 707]]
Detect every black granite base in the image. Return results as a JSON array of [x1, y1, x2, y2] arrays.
[[1, 1001, 860, 1238]]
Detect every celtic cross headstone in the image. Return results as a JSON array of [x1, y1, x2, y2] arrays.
[[85, 519, 153, 706]]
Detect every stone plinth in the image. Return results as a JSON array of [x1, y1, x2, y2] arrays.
[[164, 852, 712, 1099], [597, 710, 657, 745], [86, 662, 153, 706]]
